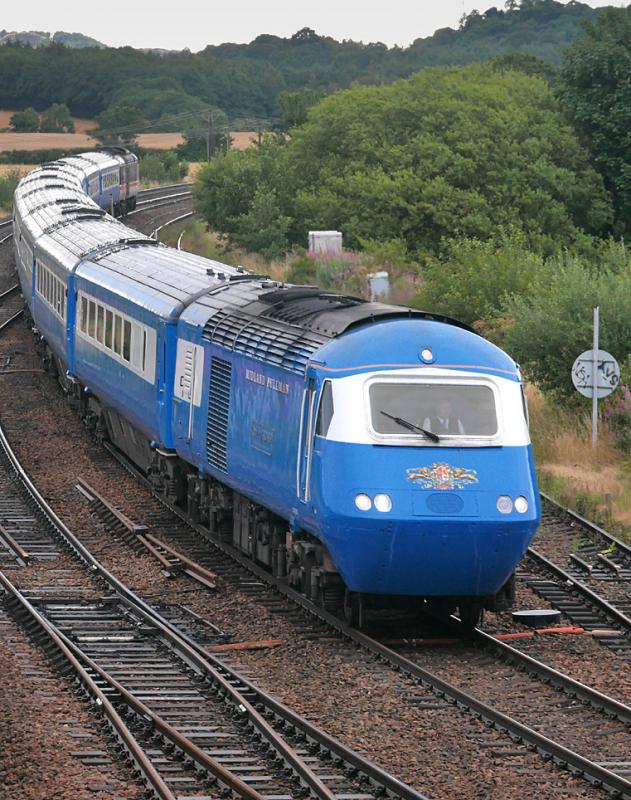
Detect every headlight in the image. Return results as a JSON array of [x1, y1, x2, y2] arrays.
[[355, 493, 372, 512], [374, 493, 392, 513], [515, 496, 529, 514], [496, 495, 513, 514]]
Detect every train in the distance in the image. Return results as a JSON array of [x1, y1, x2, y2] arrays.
[[13, 151, 540, 627]]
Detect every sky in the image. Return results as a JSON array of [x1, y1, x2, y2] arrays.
[[1, 0, 624, 51]]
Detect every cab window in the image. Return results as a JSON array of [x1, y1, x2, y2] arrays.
[[315, 381, 334, 438]]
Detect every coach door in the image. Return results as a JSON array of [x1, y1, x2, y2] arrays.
[[297, 377, 317, 503]]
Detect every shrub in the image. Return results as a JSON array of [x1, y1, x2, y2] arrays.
[[413, 232, 545, 325], [0, 170, 21, 212], [602, 385, 631, 452], [503, 247, 631, 397], [286, 250, 316, 284], [140, 151, 188, 184], [230, 188, 291, 261], [10, 108, 39, 132]]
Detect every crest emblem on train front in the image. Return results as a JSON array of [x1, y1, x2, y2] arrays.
[[406, 463, 478, 490]]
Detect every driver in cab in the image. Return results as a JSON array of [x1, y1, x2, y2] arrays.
[[422, 399, 465, 435]]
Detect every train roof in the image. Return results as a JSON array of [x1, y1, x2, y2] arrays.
[[78, 245, 245, 318], [181, 279, 475, 375], [312, 316, 520, 379]]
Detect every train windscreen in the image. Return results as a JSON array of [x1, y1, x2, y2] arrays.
[[369, 382, 497, 438]]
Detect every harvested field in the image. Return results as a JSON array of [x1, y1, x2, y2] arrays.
[[0, 132, 187, 151], [0, 124, 258, 153], [0, 164, 34, 177], [0, 132, 94, 150], [137, 132, 184, 148], [231, 130, 259, 149]]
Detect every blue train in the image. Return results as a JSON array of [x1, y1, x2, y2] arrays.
[[13, 152, 540, 627]]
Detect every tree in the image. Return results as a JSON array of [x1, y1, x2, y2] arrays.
[[291, 27, 321, 43], [504, 244, 631, 396], [10, 107, 39, 132], [196, 65, 612, 260], [40, 102, 75, 132], [489, 52, 556, 81], [414, 233, 547, 325], [559, 8, 631, 235], [231, 187, 291, 260], [140, 151, 188, 183], [94, 102, 148, 146], [194, 136, 292, 253], [0, 3, 610, 126], [277, 89, 325, 130]]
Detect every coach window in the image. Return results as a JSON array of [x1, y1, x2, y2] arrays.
[[114, 315, 122, 356], [142, 329, 147, 371], [123, 320, 131, 362], [80, 297, 88, 333], [88, 301, 96, 338], [96, 306, 105, 344], [105, 310, 113, 350]]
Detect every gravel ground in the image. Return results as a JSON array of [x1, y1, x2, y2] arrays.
[[0, 608, 144, 800]]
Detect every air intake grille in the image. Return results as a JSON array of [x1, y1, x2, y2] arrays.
[[207, 357, 231, 472], [204, 311, 327, 374]]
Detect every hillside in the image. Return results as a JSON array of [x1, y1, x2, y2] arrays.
[[0, 2, 617, 123], [209, 0, 602, 82], [0, 30, 103, 48]]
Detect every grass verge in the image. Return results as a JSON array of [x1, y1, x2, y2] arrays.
[[527, 385, 631, 538]]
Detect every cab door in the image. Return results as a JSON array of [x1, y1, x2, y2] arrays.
[[297, 375, 317, 504]]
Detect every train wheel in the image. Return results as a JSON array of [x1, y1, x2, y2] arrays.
[[343, 590, 363, 628], [458, 600, 483, 631]]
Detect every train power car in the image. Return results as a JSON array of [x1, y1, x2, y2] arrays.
[[13, 152, 540, 628]]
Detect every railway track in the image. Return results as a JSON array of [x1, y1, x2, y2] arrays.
[[74, 444, 630, 800], [137, 182, 193, 198], [517, 495, 631, 660], [0, 218, 12, 237], [0, 220, 21, 331], [0, 384, 429, 800], [0, 283, 22, 332]]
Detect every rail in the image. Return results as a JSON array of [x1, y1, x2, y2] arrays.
[[151, 211, 194, 241]]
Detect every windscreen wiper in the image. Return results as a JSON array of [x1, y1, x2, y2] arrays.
[[380, 410, 440, 443]]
